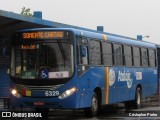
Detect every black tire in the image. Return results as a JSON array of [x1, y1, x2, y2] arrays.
[[133, 87, 141, 109], [85, 92, 99, 117], [4, 98, 10, 109]]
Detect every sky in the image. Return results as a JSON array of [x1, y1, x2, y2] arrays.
[[0, 0, 160, 44]]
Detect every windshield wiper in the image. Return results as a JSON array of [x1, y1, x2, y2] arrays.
[[58, 43, 67, 68]]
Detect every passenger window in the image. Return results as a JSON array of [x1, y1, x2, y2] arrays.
[[90, 40, 101, 66], [149, 49, 156, 67], [133, 47, 141, 67], [102, 42, 113, 66], [113, 44, 123, 66], [124, 45, 132, 67], [141, 48, 149, 67]]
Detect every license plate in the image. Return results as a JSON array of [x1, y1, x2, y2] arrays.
[[34, 101, 44, 106]]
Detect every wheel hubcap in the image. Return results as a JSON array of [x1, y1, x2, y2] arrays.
[[92, 97, 98, 112], [137, 91, 140, 105]]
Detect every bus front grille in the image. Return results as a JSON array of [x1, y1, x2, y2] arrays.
[[17, 84, 63, 91]]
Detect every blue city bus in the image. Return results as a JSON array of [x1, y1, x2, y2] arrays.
[[9, 28, 158, 117]]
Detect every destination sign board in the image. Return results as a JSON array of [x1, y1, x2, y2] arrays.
[[22, 31, 64, 39], [21, 45, 37, 49]]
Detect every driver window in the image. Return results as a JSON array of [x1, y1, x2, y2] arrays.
[[77, 45, 88, 65], [77, 37, 89, 77], [77, 37, 89, 65]]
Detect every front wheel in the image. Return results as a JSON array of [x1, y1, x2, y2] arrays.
[[85, 92, 99, 117]]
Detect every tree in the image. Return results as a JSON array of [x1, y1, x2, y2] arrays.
[[21, 7, 32, 17]]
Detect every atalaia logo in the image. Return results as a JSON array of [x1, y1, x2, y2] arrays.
[[109, 68, 116, 86], [118, 70, 132, 88]]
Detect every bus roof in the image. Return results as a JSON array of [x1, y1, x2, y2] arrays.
[[18, 28, 156, 49]]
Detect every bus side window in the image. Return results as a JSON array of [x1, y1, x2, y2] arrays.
[[133, 46, 141, 67], [102, 42, 113, 66], [141, 48, 149, 67], [90, 40, 101, 66], [148, 49, 156, 68], [123, 45, 132, 67], [113, 43, 123, 66]]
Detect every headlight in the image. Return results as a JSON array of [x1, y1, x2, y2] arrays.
[[11, 89, 17, 95], [58, 87, 76, 99], [11, 89, 21, 98]]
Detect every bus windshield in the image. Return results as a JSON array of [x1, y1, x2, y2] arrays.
[[11, 42, 74, 79]]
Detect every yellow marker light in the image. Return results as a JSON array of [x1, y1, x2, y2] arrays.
[[102, 34, 107, 41]]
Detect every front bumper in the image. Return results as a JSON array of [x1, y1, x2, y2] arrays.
[[10, 93, 79, 109]]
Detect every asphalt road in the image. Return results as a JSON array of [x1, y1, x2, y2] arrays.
[[0, 95, 159, 120]]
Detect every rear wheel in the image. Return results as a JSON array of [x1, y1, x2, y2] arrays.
[[125, 87, 141, 111], [85, 92, 99, 117], [134, 87, 141, 109]]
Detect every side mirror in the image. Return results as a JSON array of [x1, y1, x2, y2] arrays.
[[80, 45, 86, 57]]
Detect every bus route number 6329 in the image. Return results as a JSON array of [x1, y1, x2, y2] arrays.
[[45, 90, 59, 96]]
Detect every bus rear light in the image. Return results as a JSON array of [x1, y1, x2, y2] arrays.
[[58, 87, 76, 99]]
